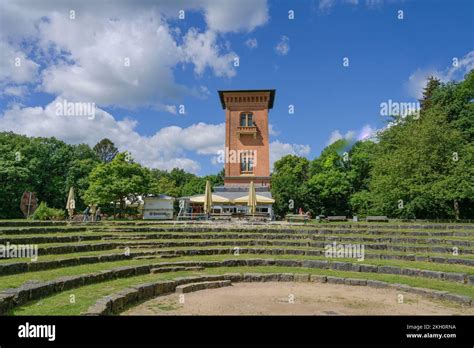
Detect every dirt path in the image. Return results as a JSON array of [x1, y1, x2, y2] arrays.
[[122, 282, 474, 315]]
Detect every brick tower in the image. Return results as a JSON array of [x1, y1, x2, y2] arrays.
[[218, 89, 275, 188]]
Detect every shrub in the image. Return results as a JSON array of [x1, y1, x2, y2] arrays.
[[32, 202, 65, 221]]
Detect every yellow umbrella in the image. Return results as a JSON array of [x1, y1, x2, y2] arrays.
[[203, 180, 213, 214], [190, 194, 230, 203], [234, 194, 275, 204], [66, 187, 75, 218], [247, 181, 257, 215]]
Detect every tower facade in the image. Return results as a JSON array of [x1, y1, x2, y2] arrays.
[[218, 89, 275, 188]]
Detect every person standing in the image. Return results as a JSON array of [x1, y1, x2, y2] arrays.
[[83, 205, 90, 222], [95, 206, 101, 222], [90, 204, 97, 222]]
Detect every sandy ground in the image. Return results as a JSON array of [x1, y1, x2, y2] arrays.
[[122, 282, 474, 316]]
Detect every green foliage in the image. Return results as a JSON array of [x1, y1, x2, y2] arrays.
[[0, 131, 223, 218], [271, 155, 310, 217], [369, 71, 474, 219], [0, 132, 100, 218], [271, 71, 474, 219], [149, 167, 224, 198], [32, 202, 65, 221], [2, 72, 472, 220], [83, 153, 152, 211], [93, 138, 118, 163]]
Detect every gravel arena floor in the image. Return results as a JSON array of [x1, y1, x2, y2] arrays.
[[122, 282, 474, 316]]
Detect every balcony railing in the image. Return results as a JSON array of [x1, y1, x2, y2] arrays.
[[237, 126, 258, 139]]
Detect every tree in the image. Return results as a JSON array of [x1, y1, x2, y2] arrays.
[[149, 176, 180, 198], [0, 132, 80, 217], [271, 155, 310, 218], [83, 152, 152, 216], [169, 168, 195, 189], [93, 138, 118, 163], [181, 177, 206, 197], [305, 139, 354, 216], [0, 159, 31, 218], [419, 76, 441, 110], [369, 72, 474, 219]]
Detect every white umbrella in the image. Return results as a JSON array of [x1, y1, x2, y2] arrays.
[[66, 187, 75, 219], [203, 180, 213, 214]]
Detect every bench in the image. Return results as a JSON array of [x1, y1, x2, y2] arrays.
[[286, 214, 309, 223], [366, 216, 389, 222], [326, 216, 347, 222]]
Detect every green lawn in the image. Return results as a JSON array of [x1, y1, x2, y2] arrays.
[[1, 220, 473, 316], [12, 265, 474, 315], [2, 252, 474, 291]]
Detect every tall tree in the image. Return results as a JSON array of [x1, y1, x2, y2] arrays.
[[271, 155, 310, 217], [83, 152, 152, 215], [305, 140, 352, 216], [369, 72, 474, 219], [93, 138, 118, 163], [419, 76, 441, 110]]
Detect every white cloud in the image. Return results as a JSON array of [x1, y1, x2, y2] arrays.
[[317, 0, 400, 12], [268, 124, 280, 136], [203, 0, 269, 33], [327, 130, 344, 145], [245, 38, 258, 49], [275, 36, 290, 56], [2, 85, 29, 98], [183, 29, 236, 78], [326, 125, 376, 145], [0, 98, 226, 173], [405, 51, 474, 99], [0, 41, 39, 85], [36, 12, 192, 109], [0, 1, 272, 173], [404, 68, 439, 99], [0, 0, 270, 110], [357, 124, 376, 140], [318, 0, 360, 11], [270, 140, 311, 170]]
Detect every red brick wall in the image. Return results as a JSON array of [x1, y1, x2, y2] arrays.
[[222, 91, 271, 186]]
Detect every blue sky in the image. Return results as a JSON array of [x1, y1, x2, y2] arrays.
[[1, 0, 473, 175]]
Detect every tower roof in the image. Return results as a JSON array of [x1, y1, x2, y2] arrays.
[[218, 89, 276, 109]]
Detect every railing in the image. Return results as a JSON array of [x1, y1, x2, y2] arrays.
[[237, 126, 258, 139]]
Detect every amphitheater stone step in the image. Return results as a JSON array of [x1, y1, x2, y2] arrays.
[[175, 280, 231, 294], [151, 266, 204, 273]]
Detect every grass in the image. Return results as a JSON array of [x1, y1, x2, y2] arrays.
[[3, 231, 473, 246], [2, 242, 473, 265], [20, 237, 472, 251], [11, 270, 195, 315], [0, 248, 128, 264], [11, 265, 474, 315], [1, 220, 473, 316], [1, 251, 474, 291]]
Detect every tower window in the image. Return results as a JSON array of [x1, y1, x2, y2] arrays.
[[240, 112, 254, 126], [240, 152, 254, 174]]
